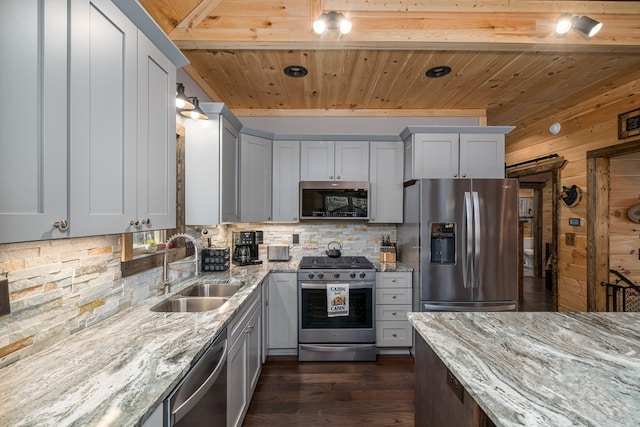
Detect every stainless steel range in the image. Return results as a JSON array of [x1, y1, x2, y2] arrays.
[[297, 256, 376, 361]]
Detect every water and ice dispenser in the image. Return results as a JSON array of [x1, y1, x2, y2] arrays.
[[430, 223, 456, 264]]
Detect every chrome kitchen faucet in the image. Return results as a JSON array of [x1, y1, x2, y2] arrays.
[[160, 233, 200, 294]]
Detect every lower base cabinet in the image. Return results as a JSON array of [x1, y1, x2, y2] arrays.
[[375, 272, 413, 348], [266, 273, 297, 355], [227, 288, 262, 427], [415, 335, 496, 427]]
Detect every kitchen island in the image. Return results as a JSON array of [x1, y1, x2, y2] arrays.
[[408, 312, 640, 427]]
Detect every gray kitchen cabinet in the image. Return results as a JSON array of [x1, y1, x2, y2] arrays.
[[240, 133, 272, 223], [266, 273, 298, 354], [402, 126, 514, 181], [0, 0, 69, 243], [300, 141, 369, 181], [271, 140, 300, 222], [185, 104, 242, 225], [369, 141, 404, 223], [376, 272, 413, 348], [228, 288, 262, 427]]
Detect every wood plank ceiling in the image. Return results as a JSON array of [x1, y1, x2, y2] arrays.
[[139, 0, 640, 128]]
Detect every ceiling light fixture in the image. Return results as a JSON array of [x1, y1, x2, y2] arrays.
[[180, 97, 208, 120], [555, 14, 603, 38], [284, 65, 308, 78], [313, 11, 351, 35], [175, 83, 195, 110], [426, 66, 452, 78]]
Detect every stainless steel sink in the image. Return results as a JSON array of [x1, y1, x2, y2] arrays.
[[179, 283, 243, 298], [150, 296, 229, 312]]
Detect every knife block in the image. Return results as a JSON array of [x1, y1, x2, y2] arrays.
[[380, 245, 396, 263]]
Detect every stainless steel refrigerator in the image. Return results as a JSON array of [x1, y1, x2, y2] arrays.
[[397, 179, 519, 311]]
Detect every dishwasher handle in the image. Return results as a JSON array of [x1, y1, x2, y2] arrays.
[[171, 336, 228, 424]]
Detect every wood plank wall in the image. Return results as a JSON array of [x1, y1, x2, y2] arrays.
[[503, 79, 640, 312], [609, 152, 640, 288]]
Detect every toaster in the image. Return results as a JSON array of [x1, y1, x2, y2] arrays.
[[267, 245, 290, 261]]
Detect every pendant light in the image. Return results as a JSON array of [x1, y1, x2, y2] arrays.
[[175, 83, 195, 110], [180, 97, 208, 120]]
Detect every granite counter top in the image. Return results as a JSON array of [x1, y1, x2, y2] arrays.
[[408, 312, 640, 427], [0, 259, 298, 427]]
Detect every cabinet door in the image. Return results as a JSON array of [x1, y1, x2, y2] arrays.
[[300, 141, 334, 180], [413, 134, 459, 179], [0, 0, 68, 243], [369, 142, 403, 223], [220, 117, 239, 222], [137, 32, 176, 230], [459, 133, 505, 178], [240, 134, 272, 222], [247, 304, 262, 395], [272, 140, 300, 222], [184, 116, 221, 225], [267, 273, 298, 350], [227, 330, 248, 427], [70, 0, 137, 235], [335, 141, 369, 181]]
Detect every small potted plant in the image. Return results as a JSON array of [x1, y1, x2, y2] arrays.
[[144, 239, 156, 253]]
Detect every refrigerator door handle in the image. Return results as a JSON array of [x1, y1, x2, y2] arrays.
[[463, 191, 473, 289], [472, 191, 481, 288]]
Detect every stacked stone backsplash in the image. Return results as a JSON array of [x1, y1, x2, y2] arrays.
[[0, 222, 395, 367], [0, 235, 170, 368], [201, 222, 397, 261]]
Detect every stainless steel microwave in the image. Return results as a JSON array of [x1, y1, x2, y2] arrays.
[[299, 181, 369, 220]]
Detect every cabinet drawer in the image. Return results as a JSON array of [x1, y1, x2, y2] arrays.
[[376, 273, 411, 288], [376, 304, 412, 322], [375, 288, 411, 305], [376, 321, 412, 347]]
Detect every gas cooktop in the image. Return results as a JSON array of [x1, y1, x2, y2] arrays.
[[298, 256, 375, 270]]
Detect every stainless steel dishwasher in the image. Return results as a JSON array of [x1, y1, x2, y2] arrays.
[[164, 329, 227, 426]]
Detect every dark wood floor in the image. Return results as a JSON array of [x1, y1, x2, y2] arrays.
[[519, 273, 554, 311], [243, 355, 415, 426]]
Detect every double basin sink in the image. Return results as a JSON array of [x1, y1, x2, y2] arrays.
[[151, 282, 244, 313]]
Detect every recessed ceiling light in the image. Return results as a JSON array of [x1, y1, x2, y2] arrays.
[[284, 65, 308, 78], [426, 66, 452, 78]]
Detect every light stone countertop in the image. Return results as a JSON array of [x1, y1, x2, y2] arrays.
[[0, 259, 298, 427], [408, 312, 640, 427]]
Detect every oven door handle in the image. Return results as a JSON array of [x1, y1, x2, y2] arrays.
[[299, 344, 377, 353], [299, 282, 374, 290]]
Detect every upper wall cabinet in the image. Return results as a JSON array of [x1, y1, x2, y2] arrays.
[[272, 140, 300, 223], [369, 142, 404, 223], [0, 0, 184, 244], [240, 133, 272, 223], [70, 0, 177, 235], [402, 126, 514, 181], [185, 104, 242, 225], [300, 141, 369, 181], [0, 0, 69, 243]]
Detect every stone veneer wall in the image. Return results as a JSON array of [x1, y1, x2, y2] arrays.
[[0, 222, 396, 367]]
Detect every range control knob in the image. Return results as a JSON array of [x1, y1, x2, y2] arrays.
[[308, 273, 314, 279], [359, 272, 366, 279], [318, 273, 324, 279], [349, 272, 356, 279], [334, 273, 340, 279]]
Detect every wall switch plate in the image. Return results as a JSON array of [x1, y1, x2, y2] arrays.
[[292, 233, 299, 245], [0, 277, 10, 317], [566, 233, 575, 246]]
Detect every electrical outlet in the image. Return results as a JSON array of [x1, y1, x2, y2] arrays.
[[292, 233, 299, 245], [566, 233, 575, 246]]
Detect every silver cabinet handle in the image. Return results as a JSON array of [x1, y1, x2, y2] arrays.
[[129, 219, 140, 230], [141, 218, 151, 227], [336, 175, 341, 179], [462, 173, 467, 177], [391, 278, 396, 282], [392, 295, 397, 299], [453, 173, 458, 177], [53, 219, 69, 231], [329, 175, 334, 180], [392, 312, 397, 316]]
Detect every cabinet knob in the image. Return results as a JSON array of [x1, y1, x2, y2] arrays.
[[129, 219, 141, 229], [329, 175, 334, 180], [392, 333, 397, 337], [391, 278, 396, 282], [293, 217, 298, 221], [53, 219, 69, 231], [453, 173, 458, 178], [141, 218, 151, 227], [392, 312, 397, 316], [462, 173, 467, 177], [392, 295, 397, 299], [336, 175, 341, 179]]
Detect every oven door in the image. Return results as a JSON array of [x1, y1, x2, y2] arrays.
[[298, 281, 375, 343]]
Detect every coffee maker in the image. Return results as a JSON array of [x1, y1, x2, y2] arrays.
[[232, 231, 263, 266]]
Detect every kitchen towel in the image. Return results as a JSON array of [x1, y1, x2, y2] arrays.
[[327, 283, 349, 317]]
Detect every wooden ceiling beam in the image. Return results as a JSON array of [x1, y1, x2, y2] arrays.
[[174, 0, 224, 30], [231, 108, 487, 117]]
